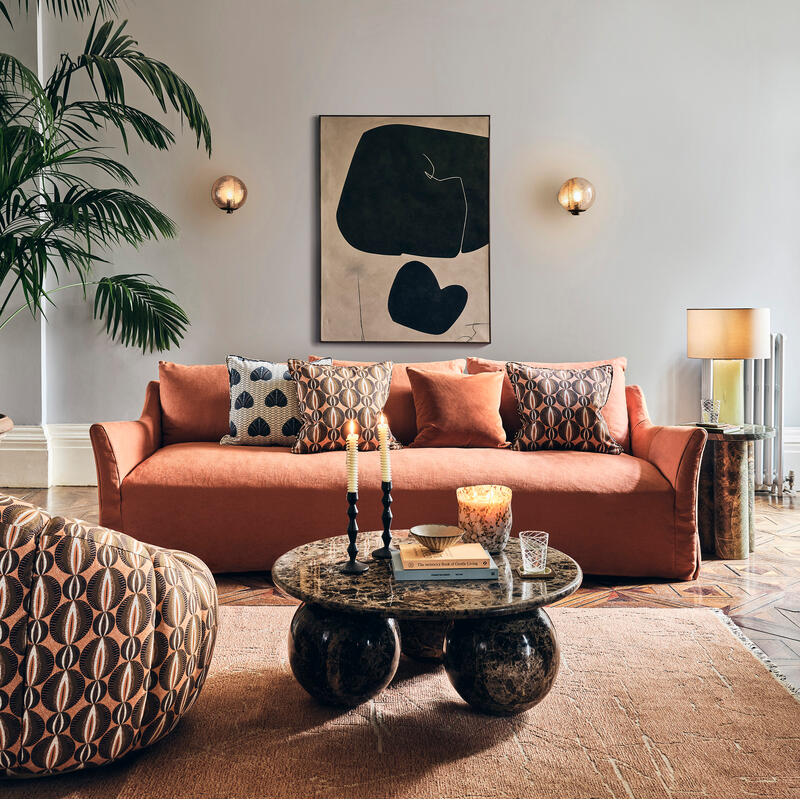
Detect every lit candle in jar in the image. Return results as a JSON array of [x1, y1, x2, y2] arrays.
[[346, 420, 359, 494], [377, 413, 391, 483], [456, 484, 513, 554]]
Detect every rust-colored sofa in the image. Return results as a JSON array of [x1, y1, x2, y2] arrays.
[[90, 363, 707, 580]]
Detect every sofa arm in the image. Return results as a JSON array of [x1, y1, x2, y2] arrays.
[[627, 385, 707, 490], [627, 385, 707, 578], [90, 380, 162, 530]]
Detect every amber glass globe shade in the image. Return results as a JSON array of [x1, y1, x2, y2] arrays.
[[211, 175, 247, 213], [557, 177, 595, 215]]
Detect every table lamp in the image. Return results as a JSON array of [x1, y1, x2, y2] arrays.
[[687, 308, 771, 424]]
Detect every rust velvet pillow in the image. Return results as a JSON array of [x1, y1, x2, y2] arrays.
[[407, 368, 508, 448], [159, 362, 229, 445], [505, 362, 623, 454], [467, 356, 630, 451], [308, 356, 466, 445]]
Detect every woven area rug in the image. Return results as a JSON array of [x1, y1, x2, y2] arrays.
[[3, 607, 799, 799]]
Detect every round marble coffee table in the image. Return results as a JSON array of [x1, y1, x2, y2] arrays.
[[272, 531, 582, 716]]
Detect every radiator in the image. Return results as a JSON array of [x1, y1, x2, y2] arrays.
[[700, 333, 785, 495], [745, 333, 785, 495]]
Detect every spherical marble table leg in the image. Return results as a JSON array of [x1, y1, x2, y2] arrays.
[[288, 603, 400, 707], [399, 619, 452, 663], [443, 609, 559, 716]]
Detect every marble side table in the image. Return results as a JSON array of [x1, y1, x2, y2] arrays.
[[272, 531, 582, 716], [695, 424, 775, 559]]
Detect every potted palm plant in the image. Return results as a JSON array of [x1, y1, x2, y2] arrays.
[[0, 0, 213, 433]]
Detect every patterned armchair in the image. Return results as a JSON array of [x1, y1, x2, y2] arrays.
[[0, 494, 218, 777]]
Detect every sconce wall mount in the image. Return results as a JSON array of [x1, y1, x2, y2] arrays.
[[558, 177, 595, 215], [212, 175, 247, 213]]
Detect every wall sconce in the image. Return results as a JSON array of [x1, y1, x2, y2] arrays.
[[558, 177, 595, 215], [211, 175, 247, 213]]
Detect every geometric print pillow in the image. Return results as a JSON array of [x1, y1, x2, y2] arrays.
[[221, 355, 331, 447], [287, 359, 402, 454], [505, 362, 623, 454]]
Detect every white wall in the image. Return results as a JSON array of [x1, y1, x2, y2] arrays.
[[0, 9, 42, 424], [17, 0, 800, 426]]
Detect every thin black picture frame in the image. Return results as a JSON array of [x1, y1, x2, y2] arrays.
[[318, 114, 491, 344]]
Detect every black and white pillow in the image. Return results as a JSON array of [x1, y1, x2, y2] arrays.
[[221, 355, 331, 447]]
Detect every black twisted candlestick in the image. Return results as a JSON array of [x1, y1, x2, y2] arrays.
[[341, 491, 369, 574], [372, 480, 393, 559]]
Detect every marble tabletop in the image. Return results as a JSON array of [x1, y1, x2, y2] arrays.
[[689, 423, 776, 442], [272, 530, 582, 620]]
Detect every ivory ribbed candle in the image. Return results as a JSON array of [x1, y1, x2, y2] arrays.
[[346, 422, 359, 493], [378, 414, 391, 483]]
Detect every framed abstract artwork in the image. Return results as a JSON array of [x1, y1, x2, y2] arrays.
[[320, 115, 490, 342]]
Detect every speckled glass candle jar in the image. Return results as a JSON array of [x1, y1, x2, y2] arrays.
[[456, 485, 513, 553]]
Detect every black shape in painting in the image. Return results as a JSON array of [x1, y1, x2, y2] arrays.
[[337, 124, 488, 258], [388, 261, 468, 336]]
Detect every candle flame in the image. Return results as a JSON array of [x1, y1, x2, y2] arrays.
[[347, 420, 358, 437], [379, 412, 387, 426]]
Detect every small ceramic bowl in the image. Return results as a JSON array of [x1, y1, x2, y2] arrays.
[[409, 524, 464, 553]]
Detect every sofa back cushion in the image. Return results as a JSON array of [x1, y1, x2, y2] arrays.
[[159, 362, 229, 444], [309, 357, 466, 445], [408, 368, 507, 448], [466, 356, 630, 452]]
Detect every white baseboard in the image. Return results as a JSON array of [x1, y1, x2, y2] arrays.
[[784, 426, 800, 479], [0, 425, 50, 487], [47, 424, 96, 486], [0, 424, 97, 488]]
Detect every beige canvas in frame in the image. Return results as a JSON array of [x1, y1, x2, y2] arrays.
[[320, 115, 490, 342]]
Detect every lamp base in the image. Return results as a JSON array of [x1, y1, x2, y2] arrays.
[[712, 359, 744, 425]]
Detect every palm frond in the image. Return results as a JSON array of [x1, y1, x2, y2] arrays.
[[47, 17, 212, 154], [1, 7, 204, 352], [50, 146, 138, 184], [0, 53, 54, 129], [42, 186, 177, 245], [93, 273, 188, 352], [15, 0, 117, 20], [61, 100, 176, 151]]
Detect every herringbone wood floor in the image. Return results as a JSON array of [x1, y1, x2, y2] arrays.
[[7, 486, 800, 690]]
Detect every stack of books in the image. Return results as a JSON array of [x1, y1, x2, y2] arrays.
[[695, 422, 743, 433], [391, 541, 498, 581]]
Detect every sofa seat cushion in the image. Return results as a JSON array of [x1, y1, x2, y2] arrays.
[[121, 443, 688, 578]]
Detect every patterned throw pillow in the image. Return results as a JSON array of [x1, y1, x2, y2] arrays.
[[287, 359, 401, 454], [221, 356, 331, 447], [505, 362, 623, 454]]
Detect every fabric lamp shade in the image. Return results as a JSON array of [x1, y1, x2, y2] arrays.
[[686, 308, 771, 359]]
